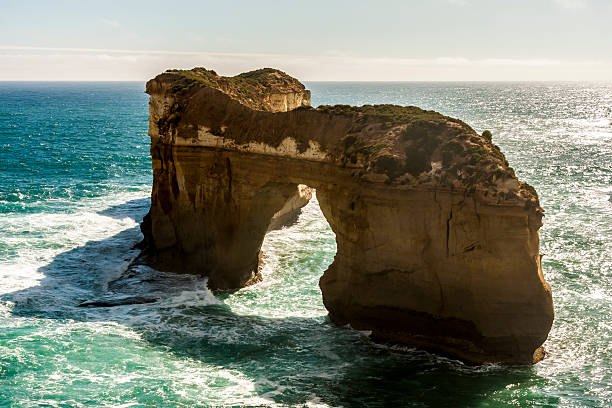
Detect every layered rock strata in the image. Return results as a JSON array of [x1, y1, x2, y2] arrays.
[[138, 67, 554, 364]]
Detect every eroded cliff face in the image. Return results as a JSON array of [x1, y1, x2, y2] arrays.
[[267, 184, 313, 231], [139, 67, 554, 364]]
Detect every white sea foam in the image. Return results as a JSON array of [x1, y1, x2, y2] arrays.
[[160, 278, 222, 308], [2, 82, 611, 406], [0, 189, 149, 297]]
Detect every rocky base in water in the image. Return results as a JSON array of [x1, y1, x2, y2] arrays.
[[133, 67, 554, 364]]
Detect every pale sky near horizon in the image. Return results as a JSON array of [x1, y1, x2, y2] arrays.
[[1, 0, 611, 81]]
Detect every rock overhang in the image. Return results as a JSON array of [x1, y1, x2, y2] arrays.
[[147, 67, 542, 216]]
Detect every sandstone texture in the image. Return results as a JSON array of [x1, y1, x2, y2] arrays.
[[138, 67, 554, 364], [267, 184, 313, 231]]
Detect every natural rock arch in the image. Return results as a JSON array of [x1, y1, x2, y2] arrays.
[[137, 67, 554, 364]]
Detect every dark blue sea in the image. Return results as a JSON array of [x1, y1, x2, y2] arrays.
[[0, 81, 610, 407]]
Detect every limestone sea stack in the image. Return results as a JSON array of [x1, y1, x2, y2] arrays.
[[137, 67, 554, 364]]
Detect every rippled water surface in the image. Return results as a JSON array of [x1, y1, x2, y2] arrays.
[[0, 81, 610, 407]]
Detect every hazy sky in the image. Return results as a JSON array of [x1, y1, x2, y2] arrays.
[[1, 0, 611, 81]]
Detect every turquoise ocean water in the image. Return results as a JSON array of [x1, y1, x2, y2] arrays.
[[0, 81, 610, 407]]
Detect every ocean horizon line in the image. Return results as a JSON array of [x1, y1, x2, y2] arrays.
[[1, 79, 612, 84]]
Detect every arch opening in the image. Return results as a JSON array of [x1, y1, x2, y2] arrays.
[[241, 188, 337, 317]]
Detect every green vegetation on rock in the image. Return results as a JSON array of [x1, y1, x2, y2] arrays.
[[162, 67, 307, 110], [153, 66, 529, 202]]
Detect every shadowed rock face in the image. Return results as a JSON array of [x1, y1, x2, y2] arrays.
[[138, 67, 554, 364]]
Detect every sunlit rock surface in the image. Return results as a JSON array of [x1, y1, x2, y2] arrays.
[[136, 67, 554, 364], [267, 184, 313, 231]]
